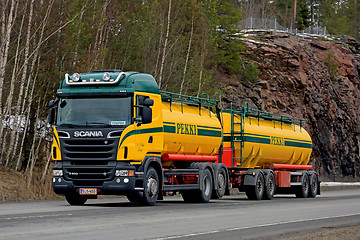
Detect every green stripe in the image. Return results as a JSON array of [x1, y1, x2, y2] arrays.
[[164, 125, 176, 133], [284, 137, 312, 143], [197, 125, 222, 130], [223, 135, 312, 149], [285, 140, 312, 149], [198, 129, 222, 137], [244, 136, 270, 144], [53, 133, 60, 147], [119, 127, 163, 147], [244, 133, 270, 138], [164, 121, 175, 125]]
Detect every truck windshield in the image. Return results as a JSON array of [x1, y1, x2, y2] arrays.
[[56, 97, 131, 127]]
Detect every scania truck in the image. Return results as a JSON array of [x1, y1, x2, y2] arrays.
[[49, 70, 319, 206]]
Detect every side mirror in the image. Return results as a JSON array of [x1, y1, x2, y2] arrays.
[[142, 106, 152, 124], [49, 100, 55, 108], [48, 108, 55, 125], [143, 98, 154, 107], [48, 100, 57, 125]]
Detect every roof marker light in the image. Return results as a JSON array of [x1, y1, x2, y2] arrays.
[[103, 72, 111, 81], [72, 73, 81, 82]]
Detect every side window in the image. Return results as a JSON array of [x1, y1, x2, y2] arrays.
[[135, 95, 149, 120]]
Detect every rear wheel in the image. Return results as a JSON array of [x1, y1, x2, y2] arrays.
[[308, 173, 318, 198], [245, 172, 265, 200], [65, 194, 87, 206], [212, 168, 227, 199], [182, 168, 213, 203], [295, 174, 309, 198], [263, 172, 276, 200]]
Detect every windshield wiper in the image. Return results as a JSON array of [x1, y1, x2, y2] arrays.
[[58, 123, 82, 128], [85, 122, 111, 127]]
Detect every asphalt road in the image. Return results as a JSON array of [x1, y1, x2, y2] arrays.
[[1, 188, 360, 240]]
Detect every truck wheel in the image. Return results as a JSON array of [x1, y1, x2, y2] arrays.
[[142, 167, 159, 206], [197, 168, 213, 203], [245, 172, 264, 200], [308, 173, 318, 198], [212, 167, 227, 199], [263, 172, 275, 200], [295, 174, 309, 198], [65, 194, 87, 205]]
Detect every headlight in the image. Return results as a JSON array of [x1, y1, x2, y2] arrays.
[[115, 170, 134, 177], [53, 170, 63, 177], [102, 72, 111, 81], [72, 73, 81, 82]]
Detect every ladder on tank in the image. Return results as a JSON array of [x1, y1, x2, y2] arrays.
[[230, 103, 246, 168]]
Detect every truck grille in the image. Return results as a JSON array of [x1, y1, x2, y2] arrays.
[[62, 139, 117, 161], [59, 134, 120, 182]]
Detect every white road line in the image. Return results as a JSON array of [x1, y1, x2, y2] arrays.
[[2, 213, 72, 220], [153, 212, 360, 240]]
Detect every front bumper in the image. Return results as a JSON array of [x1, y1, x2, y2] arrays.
[[52, 161, 136, 196]]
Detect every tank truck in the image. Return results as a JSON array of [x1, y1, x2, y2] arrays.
[[49, 70, 319, 205]]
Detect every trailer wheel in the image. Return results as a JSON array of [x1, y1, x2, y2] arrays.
[[263, 172, 275, 200], [308, 173, 318, 198], [65, 194, 87, 205], [295, 174, 309, 198], [245, 172, 265, 200], [212, 167, 227, 199], [142, 167, 159, 206]]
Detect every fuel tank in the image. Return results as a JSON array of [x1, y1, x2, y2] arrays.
[[161, 101, 222, 156], [222, 112, 312, 168]]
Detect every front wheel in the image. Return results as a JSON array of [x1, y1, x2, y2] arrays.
[[142, 167, 159, 206], [65, 194, 87, 206]]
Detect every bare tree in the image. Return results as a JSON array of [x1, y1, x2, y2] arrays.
[[0, 0, 16, 150], [180, 13, 194, 95], [158, 0, 172, 89]]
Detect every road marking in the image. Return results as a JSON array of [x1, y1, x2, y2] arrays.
[[153, 212, 360, 240], [2, 213, 72, 221]]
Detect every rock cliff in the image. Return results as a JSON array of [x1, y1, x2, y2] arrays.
[[220, 32, 360, 180]]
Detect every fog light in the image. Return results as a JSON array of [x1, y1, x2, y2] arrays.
[[53, 170, 63, 177], [124, 178, 129, 183], [116, 178, 121, 183]]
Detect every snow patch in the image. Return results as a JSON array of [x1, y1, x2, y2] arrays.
[[321, 182, 360, 187]]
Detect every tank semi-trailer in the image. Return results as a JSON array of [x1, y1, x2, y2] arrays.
[[49, 70, 320, 206]]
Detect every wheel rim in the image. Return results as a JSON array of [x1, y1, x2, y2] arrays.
[[218, 172, 225, 191], [304, 176, 309, 193], [268, 175, 274, 195], [256, 175, 263, 194], [204, 175, 211, 196], [311, 175, 317, 193], [147, 175, 158, 198]]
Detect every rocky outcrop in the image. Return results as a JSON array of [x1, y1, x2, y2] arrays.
[[220, 33, 360, 180]]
